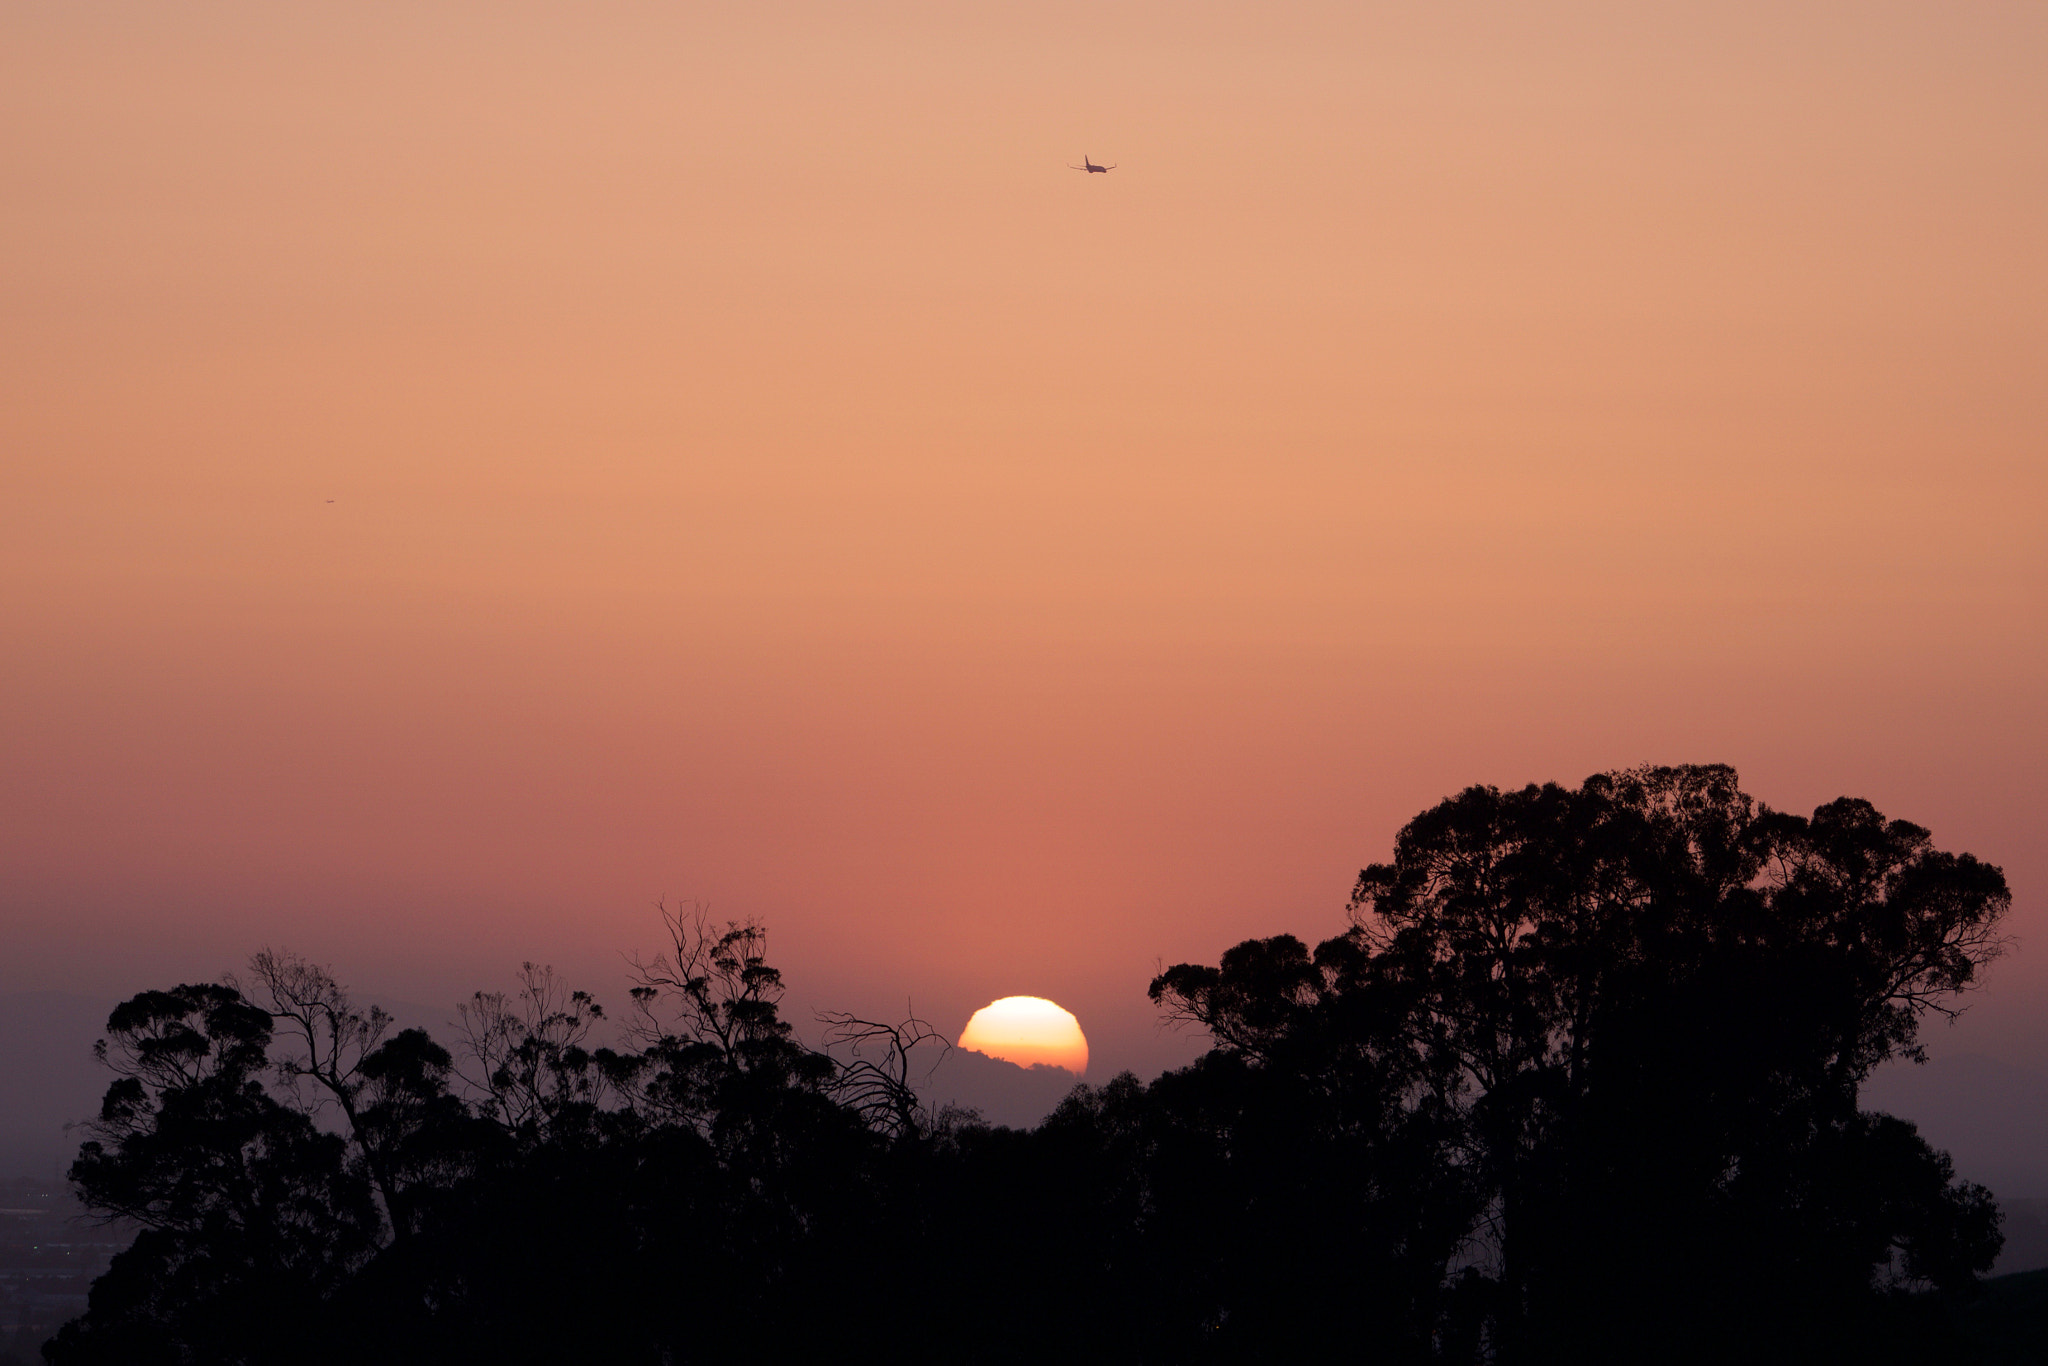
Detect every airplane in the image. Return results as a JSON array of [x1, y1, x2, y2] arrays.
[[1069, 154, 1116, 173]]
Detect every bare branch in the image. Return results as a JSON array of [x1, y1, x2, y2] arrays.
[[819, 1005, 951, 1140]]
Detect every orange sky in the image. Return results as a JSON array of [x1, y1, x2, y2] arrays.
[[3, 1, 2044, 1079]]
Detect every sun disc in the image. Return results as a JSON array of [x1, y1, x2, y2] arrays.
[[958, 996, 1088, 1075]]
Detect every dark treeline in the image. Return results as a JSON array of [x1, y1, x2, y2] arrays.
[[49, 766, 2015, 1365]]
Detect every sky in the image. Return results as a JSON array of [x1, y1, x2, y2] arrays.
[[3, 1, 2045, 1135]]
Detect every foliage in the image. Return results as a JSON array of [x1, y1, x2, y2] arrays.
[[1154, 764, 2010, 1362], [46, 767, 2011, 1365]]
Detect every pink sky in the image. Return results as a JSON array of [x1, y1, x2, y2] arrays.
[[3, 1, 2043, 1082]]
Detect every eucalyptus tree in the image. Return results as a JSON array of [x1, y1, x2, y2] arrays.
[[51, 983, 380, 1364], [1154, 765, 2009, 1363]]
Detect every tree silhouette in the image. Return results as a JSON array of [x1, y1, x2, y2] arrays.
[[44, 766, 2013, 1365], [1155, 764, 2010, 1363], [49, 984, 379, 1364]]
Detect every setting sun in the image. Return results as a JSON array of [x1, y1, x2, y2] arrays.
[[958, 997, 1089, 1075]]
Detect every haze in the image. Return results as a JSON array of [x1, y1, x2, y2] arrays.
[[2, 1, 2043, 1160]]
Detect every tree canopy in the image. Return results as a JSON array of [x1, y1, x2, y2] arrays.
[[48, 767, 2011, 1365], [1153, 764, 2009, 1362]]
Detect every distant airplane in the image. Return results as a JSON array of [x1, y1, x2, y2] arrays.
[[1069, 155, 1115, 173]]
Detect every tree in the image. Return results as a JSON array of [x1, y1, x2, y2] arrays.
[[49, 773, 2011, 1364], [456, 961, 625, 1140], [624, 903, 838, 1131], [1155, 764, 2010, 1364], [1147, 933, 1481, 1360], [48, 985, 379, 1365], [51, 962, 493, 1365]]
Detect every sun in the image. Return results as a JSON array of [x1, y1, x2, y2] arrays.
[[957, 996, 1089, 1075]]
